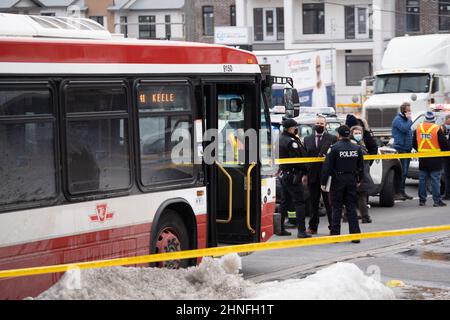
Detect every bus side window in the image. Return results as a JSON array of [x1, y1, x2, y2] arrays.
[[64, 83, 131, 195], [136, 83, 194, 187], [0, 85, 57, 207]]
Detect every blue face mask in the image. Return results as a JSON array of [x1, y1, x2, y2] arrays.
[[353, 134, 363, 142], [446, 124, 450, 130]]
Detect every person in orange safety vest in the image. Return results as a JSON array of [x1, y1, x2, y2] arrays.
[[413, 111, 448, 207]]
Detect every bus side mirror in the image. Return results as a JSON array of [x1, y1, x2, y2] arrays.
[[230, 98, 243, 113], [432, 76, 439, 94], [284, 88, 300, 117]]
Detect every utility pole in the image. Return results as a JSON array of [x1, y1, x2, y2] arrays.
[[372, 0, 384, 72]]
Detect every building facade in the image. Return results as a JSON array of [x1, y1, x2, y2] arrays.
[[179, 0, 237, 43], [84, 0, 115, 33], [396, 0, 450, 36], [236, 0, 397, 106], [0, 0, 87, 16], [109, 0, 185, 40]]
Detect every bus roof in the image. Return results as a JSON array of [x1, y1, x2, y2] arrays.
[[0, 13, 259, 75]]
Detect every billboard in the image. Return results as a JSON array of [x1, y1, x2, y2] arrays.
[[287, 49, 335, 109]]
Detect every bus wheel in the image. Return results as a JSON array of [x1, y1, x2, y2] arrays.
[[153, 209, 190, 269]]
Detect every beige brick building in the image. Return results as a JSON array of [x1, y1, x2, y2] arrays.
[[84, 0, 115, 33]]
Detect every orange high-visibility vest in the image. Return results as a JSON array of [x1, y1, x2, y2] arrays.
[[417, 122, 441, 153]]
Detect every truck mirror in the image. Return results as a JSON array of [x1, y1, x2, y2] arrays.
[[432, 76, 439, 94], [361, 79, 367, 96], [410, 93, 417, 102]]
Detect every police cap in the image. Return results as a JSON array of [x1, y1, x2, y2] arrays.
[[282, 118, 298, 129], [336, 125, 351, 137]]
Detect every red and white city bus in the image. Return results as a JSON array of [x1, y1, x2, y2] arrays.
[[0, 14, 276, 299]]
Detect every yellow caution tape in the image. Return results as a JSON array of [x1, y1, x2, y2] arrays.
[[336, 103, 362, 108], [1, 224, 450, 279], [386, 280, 405, 288], [275, 151, 450, 165]]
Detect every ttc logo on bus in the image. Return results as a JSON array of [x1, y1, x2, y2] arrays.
[[89, 204, 114, 223]]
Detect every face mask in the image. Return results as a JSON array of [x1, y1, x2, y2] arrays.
[[315, 125, 325, 134], [445, 124, 450, 130], [353, 134, 363, 142]]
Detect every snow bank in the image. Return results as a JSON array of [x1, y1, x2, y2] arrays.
[[30, 255, 394, 300], [32, 253, 251, 300], [250, 263, 395, 300]]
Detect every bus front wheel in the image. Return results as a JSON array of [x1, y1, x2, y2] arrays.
[[152, 209, 190, 269]]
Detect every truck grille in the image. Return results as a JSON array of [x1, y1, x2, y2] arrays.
[[366, 107, 398, 128]]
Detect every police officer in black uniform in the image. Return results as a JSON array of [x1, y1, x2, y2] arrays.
[[278, 118, 311, 238], [321, 125, 364, 243]]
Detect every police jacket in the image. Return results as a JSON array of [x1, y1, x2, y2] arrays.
[[320, 139, 364, 186], [278, 130, 307, 175]]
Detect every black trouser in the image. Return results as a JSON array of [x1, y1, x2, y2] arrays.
[[445, 161, 450, 198], [308, 181, 332, 231], [330, 174, 361, 235], [357, 191, 370, 219], [279, 174, 306, 233]]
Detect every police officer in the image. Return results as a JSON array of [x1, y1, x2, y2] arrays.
[[321, 125, 364, 243], [278, 118, 311, 238]]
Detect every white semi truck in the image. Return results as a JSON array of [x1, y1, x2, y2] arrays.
[[363, 34, 450, 142]]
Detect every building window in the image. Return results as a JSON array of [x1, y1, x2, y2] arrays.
[[303, 3, 325, 34], [89, 16, 104, 26], [165, 15, 171, 39], [254, 8, 263, 41], [346, 55, 373, 86], [120, 16, 128, 38], [345, 6, 355, 39], [406, 0, 420, 32], [439, 0, 450, 31], [139, 16, 156, 39], [345, 6, 369, 39], [41, 12, 55, 16], [230, 5, 236, 26], [276, 7, 284, 40], [253, 7, 284, 41], [202, 6, 214, 36]]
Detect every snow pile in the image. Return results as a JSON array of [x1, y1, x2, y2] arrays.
[[30, 255, 394, 300], [33, 253, 252, 300], [250, 263, 395, 300]]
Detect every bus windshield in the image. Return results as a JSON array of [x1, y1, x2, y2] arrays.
[[374, 73, 430, 94]]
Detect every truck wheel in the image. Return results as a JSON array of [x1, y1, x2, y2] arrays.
[[379, 169, 395, 207], [152, 209, 190, 269]]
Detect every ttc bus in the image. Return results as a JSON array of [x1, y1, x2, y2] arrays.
[[0, 14, 276, 299]]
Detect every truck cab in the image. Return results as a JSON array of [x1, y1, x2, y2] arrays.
[[362, 34, 450, 145]]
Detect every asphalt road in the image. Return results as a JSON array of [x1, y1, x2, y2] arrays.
[[242, 179, 450, 298]]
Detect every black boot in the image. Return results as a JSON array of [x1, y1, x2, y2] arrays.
[[297, 231, 312, 238], [362, 216, 372, 223], [277, 229, 292, 236]]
